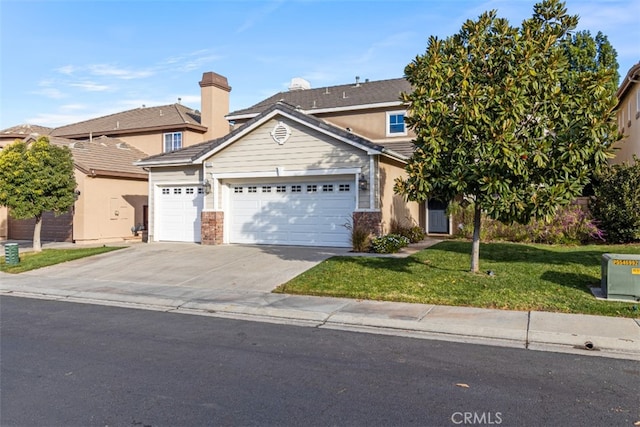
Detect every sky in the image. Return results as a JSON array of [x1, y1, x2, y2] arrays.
[[1, 0, 638, 130]]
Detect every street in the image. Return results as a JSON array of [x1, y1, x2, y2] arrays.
[[1, 296, 638, 426]]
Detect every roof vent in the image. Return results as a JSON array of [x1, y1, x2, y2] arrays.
[[288, 77, 311, 91], [271, 121, 292, 145]]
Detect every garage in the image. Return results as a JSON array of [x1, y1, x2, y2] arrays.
[[229, 180, 354, 247], [155, 186, 204, 242]]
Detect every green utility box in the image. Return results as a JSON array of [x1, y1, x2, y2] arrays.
[[601, 254, 640, 302], [4, 243, 19, 265]]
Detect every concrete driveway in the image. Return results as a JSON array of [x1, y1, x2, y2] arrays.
[[16, 243, 350, 293]]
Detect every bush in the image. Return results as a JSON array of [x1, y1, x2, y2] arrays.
[[390, 220, 426, 243], [344, 217, 372, 252], [371, 234, 410, 254], [590, 158, 640, 243], [451, 202, 604, 244]]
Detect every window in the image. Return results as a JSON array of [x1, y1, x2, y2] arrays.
[[291, 185, 302, 193], [307, 184, 317, 193], [162, 188, 170, 195], [276, 186, 287, 193], [186, 188, 194, 194], [262, 186, 272, 193], [247, 186, 257, 193], [173, 188, 182, 194], [387, 111, 406, 136], [164, 132, 183, 152], [198, 187, 204, 194], [234, 187, 243, 193], [322, 184, 334, 192], [339, 184, 350, 192]]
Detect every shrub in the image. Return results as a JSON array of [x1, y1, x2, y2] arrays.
[[451, 202, 603, 244], [344, 217, 372, 252], [371, 234, 410, 254], [590, 158, 640, 243], [390, 219, 426, 243]]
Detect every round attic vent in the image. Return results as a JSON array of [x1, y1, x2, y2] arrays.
[[271, 121, 291, 145]]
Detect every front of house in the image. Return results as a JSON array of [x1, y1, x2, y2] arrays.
[[137, 73, 458, 247]]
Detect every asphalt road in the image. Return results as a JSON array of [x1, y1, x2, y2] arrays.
[[1, 296, 638, 427]]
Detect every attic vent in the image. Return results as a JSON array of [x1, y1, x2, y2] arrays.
[[116, 142, 129, 150], [270, 121, 291, 145]]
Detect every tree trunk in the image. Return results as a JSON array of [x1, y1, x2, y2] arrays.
[[33, 214, 42, 253], [470, 203, 482, 273]]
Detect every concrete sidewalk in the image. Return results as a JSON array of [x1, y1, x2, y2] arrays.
[[1, 241, 639, 361]]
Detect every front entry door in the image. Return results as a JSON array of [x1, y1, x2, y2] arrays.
[[428, 199, 449, 234]]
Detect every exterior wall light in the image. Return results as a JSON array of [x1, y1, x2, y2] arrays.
[[359, 173, 368, 191], [203, 179, 212, 194]]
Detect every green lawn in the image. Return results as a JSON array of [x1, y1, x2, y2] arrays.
[[1, 246, 125, 273], [275, 241, 640, 318]]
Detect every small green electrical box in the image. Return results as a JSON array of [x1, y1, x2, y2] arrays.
[[601, 254, 640, 302]]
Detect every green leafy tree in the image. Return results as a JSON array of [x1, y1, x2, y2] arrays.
[[590, 158, 640, 243], [395, 0, 619, 272], [0, 136, 77, 252]]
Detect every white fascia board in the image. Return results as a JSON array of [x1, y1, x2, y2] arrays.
[[135, 159, 195, 167], [226, 100, 407, 121], [212, 167, 362, 180], [380, 148, 409, 163]]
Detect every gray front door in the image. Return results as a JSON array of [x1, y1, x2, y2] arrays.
[[428, 199, 449, 234]]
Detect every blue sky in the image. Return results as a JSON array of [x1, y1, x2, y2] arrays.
[[1, 0, 638, 129]]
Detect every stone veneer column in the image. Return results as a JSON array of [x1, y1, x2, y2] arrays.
[[201, 211, 224, 245], [353, 211, 382, 237]]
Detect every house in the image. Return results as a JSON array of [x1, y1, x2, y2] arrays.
[[136, 73, 453, 248], [4, 135, 148, 243], [613, 62, 640, 164], [0, 72, 232, 242]]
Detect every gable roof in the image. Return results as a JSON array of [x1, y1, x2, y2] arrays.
[[616, 62, 640, 107], [33, 135, 149, 179], [50, 103, 206, 138], [227, 78, 411, 120], [137, 102, 407, 167], [1, 124, 53, 139]]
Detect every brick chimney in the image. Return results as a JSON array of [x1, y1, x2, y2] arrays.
[[199, 71, 231, 140]]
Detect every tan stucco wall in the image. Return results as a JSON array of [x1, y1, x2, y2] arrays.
[[112, 128, 206, 157], [378, 158, 421, 234], [318, 109, 415, 142], [0, 206, 7, 240], [613, 85, 640, 165], [73, 173, 148, 243]]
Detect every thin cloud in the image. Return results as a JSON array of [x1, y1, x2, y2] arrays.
[[32, 87, 66, 99], [69, 81, 111, 92], [236, 0, 285, 33], [88, 64, 154, 80]]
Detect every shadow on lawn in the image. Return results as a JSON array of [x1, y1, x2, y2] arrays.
[[430, 240, 623, 267], [332, 255, 426, 274], [539, 270, 600, 295]]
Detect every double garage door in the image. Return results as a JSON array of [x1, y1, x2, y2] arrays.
[[230, 180, 354, 247]]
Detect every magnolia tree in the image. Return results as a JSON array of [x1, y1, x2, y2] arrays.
[[0, 137, 76, 252], [395, 0, 619, 273]]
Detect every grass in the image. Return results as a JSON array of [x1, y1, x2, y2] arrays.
[[275, 241, 640, 318], [1, 246, 125, 273]]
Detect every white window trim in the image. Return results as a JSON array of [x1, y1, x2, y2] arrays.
[[163, 132, 183, 153], [386, 110, 407, 137]]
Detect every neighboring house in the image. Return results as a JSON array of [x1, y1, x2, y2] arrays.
[[136, 74, 452, 248], [5, 135, 148, 244], [0, 71, 231, 242], [613, 62, 640, 165]]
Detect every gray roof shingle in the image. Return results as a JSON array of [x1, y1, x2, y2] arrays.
[[50, 104, 204, 138], [227, 78, 411, 118]]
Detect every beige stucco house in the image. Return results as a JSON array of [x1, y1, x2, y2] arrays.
[[613, 62, 640, 165], [0, 72, 232, 242], [137, 75, 452, 248]]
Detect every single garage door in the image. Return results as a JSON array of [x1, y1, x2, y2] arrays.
[[156, 186, 204, 242], [230, 181, 354, 247]]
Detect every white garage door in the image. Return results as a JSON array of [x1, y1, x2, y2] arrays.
[[156, 186, 204, 242], [230, 181, 354, 247]]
